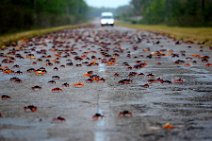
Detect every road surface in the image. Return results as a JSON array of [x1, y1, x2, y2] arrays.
[[0, 24, 212, 141]]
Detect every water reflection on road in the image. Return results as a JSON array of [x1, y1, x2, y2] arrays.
[[0, 25, 212, 141]]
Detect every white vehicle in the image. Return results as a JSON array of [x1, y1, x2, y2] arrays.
[[100, 12, 115, 27]]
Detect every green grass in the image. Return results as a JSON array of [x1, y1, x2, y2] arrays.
[[118, 21, 212, 46], [0, 23, 90, 49]]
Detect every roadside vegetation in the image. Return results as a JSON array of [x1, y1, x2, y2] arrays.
[[115, 0, 212, 46], [0, 0, 88, 34], [0, 24, 89, 49], [118, 21, 212, 46], [128, 0, 212, 26]]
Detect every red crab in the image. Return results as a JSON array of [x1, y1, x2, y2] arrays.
[[114, 73, 120, 77], [118, 79, 132, 85], [3, 69, 14, 74], [32, 85, 42, 91], [51, 88, 63, 92], [48, 80, 56, 84], [1, 95, 11, 100], [147, 73, 155, 78], [92, 113, 104, 121], [53, 67, 59, 71], [24, 105, 37, 112], [34, 68, 47, 75], [173, 78, 184, 84], [141, 84, 150, 88], [162, 123, 175, 129], [15, 70, 23, 74], [128, 72, 138, 77], [53, 116, 66, 122], [10, 77, 22, 83], [83, 71, 93, 77], [138, 73, 145, 77], [73, 82, 85, 88], [205, 63, 212, 67], [27, 68, 35, 73], [62, 82, 70, 87], [118, 110, 133, 117], [52, 75, 60, 80]]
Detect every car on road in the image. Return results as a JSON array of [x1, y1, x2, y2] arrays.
[[100, 12, 115, 27]]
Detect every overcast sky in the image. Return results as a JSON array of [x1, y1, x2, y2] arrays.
[[85, 0, 131, 8]]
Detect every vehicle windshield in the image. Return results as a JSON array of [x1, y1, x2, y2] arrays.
[[101, 16, 113, 19]]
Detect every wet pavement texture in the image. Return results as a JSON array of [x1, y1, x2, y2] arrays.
[[0, 25, 212, 141]]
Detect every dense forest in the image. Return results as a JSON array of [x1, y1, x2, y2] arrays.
[[0, 0, 88, 34], [130, 0, 212, 26]]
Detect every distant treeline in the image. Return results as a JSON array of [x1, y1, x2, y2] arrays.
[[0, 0, 88, 34], [130, 0, 212, 26]]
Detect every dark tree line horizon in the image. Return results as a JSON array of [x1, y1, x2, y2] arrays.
[[1, 0, 211, 35], [0, 0, 88, 34], [129, 0, 212, 26]]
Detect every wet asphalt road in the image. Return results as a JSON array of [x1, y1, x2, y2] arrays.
[[0, 24, 212, 141]]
